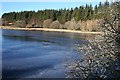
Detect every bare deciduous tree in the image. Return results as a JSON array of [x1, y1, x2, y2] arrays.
[[14, 20, 26, 28], [50, 20, 62, 29], [43, 19, 52, 28], [67, 1, 120, 79]]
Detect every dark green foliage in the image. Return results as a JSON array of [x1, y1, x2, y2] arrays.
[[2, 2, 111, 26], [88, 4, 94, 20]]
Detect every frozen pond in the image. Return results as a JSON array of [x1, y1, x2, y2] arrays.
[[2, 29, 94, 79]]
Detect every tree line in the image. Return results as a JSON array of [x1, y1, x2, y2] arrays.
[[1, 1, 115, 31]]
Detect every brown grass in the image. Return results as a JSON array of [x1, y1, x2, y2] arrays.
[[0, 26, 103, 34]]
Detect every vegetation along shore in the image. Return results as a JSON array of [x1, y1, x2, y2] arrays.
[[1, 1, 112, 33], [0, 26, 103, 34]]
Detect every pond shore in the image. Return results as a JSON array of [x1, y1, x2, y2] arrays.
[[0, 26, 103, 34]]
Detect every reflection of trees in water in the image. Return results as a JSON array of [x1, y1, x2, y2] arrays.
[[67, 1, 120, 79]]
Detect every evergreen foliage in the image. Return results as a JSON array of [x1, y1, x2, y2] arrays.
[[2, 2, 111, 24]]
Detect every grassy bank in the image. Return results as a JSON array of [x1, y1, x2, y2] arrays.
[[0, 26, 103, 34]]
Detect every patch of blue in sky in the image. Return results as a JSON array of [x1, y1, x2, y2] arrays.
[[1, 2, 100, 16]]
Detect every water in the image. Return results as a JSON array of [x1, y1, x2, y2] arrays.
[[2, 29, 94, 79]]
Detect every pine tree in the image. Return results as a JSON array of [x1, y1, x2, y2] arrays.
[[88, 4, 93, 20]]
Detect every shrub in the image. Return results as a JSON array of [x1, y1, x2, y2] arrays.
[[75, 20, 82, 30], [43, 19, 52, 28], [64, 18, 77, 30], [80, 21, 87, 31], [50, 20, 62, 29], [14, 20, 26, 28]]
